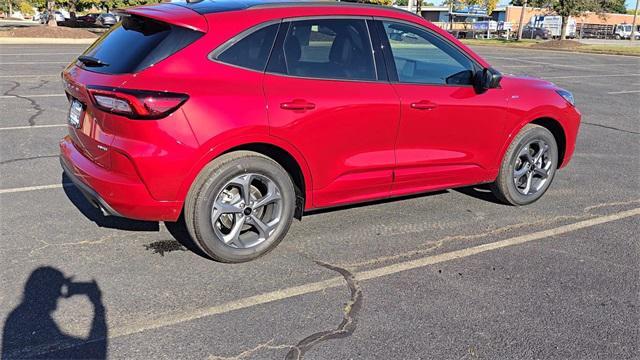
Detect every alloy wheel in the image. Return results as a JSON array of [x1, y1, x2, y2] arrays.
[[211, 173, 283, 249], [512, 139, 553, 196]]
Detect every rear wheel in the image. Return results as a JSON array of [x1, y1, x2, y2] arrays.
[[491, 124, 558, 206], [184, 151, 296, 262]]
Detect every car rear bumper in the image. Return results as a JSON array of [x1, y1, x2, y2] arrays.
[[60, 136, 182, 221]]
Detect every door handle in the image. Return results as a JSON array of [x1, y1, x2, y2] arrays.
[[410, 101, 437, 110], [280, 100, 316, 111]]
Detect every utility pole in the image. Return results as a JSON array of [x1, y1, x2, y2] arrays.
[[449, 0, 454, 30], [517, 0, 528, 41], [631, 0, 639, 42], [416, 0, 422, 16]]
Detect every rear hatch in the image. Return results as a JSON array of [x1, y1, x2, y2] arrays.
[[62, 4, 206, 169]]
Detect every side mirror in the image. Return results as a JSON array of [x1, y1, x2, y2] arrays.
[[473, 68, 502, 94]]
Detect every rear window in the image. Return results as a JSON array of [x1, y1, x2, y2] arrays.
[[79, 15, 203, 74]]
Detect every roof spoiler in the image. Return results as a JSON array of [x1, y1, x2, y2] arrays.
[[117, 3, 208, 33]]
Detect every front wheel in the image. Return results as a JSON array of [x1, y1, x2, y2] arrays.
[[491, 124, 558, 206], [184, 151, 296, 263]]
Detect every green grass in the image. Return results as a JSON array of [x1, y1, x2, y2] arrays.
[[460, 38, 640, 56], [576, 44, 640, 56]]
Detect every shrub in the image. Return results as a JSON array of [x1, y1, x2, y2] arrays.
[[19, 1, 34, 16]]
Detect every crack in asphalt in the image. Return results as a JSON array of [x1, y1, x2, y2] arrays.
[[284, 261, 362, 360], [0, 154, 58, 165], [28, 79, 51, 90], [582, 122, 640, 135], [208, 340, 295, 360], [3, 80, 45, 126], [27, 236, 121, 256], [207, 261, 362, 360]]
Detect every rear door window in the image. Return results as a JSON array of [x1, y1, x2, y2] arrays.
[[214, 23, 280, 71], [267, 18, 377, 81], [79, 15, 203, 74]]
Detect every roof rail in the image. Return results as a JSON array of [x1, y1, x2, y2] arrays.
[[247, 1, 424, 19]]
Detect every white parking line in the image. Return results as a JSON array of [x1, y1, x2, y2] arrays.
[[545, 73, 640, 79], [0, 53, 78, 56], [0, 94, 65, 99], [607, 90, 640, 94], [0, 61, 68, 65], [52, 207, 640, 344], [0, 74, 60, 79], [0, 74, 59, 78], [0, 124, 66, 131], [0, 184, 67, 194]]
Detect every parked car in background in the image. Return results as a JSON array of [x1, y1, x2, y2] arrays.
[[60, 0, 580, 263], [521, 25, 550, 40], [96, 13, 117, 27], [40, 10, 66, 24], [76, 13, 99, 25]]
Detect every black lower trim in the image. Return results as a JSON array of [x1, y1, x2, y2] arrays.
[[60, 157, 123, 217]]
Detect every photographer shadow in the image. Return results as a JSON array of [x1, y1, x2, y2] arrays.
[[1, 267, 107, 359], [62, 173, 159, 232]]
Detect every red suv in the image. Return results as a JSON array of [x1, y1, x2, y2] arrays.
[[60, 0, 580, 262]]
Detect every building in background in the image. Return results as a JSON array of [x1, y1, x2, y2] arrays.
[[395, 4, 639, 38]]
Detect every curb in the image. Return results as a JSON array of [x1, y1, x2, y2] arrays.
[[0, 37, 96, 44]]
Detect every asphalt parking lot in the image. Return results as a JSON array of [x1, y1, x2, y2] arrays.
[[0, 44, 638, 359]]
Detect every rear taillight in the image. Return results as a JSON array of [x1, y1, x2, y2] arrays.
[[87, 86, 188, 119]]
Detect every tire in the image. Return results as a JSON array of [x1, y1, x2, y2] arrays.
[[491, 124, 558, 206], [184, 151, 296, 263]]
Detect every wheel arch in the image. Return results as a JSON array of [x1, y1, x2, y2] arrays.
[[222, 143, 308, 219], [498, 115, 569, 173], [179, 136, 313, 220], [530, 117, 567, 167]]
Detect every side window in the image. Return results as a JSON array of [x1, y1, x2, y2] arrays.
[[382, 21, 475, 85], [268, 19, 376, 81], [215, 23, 279, 71]]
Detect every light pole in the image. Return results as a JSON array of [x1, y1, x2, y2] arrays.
[[517, 0, 528, 41]]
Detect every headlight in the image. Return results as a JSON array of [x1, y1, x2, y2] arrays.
[[556, 89, 575, 106]]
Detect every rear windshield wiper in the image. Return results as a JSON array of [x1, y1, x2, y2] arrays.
[[77, 55, 109, 67]]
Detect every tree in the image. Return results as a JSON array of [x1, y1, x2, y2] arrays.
[[25, 0, 159, 25], [441, 0, 499, 15], [1, 0, 22, 18], [343, 0, 393, 5], [602, 0, 627, 13], [19, 0, 34, 16], [508, 0, 621, 39]]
